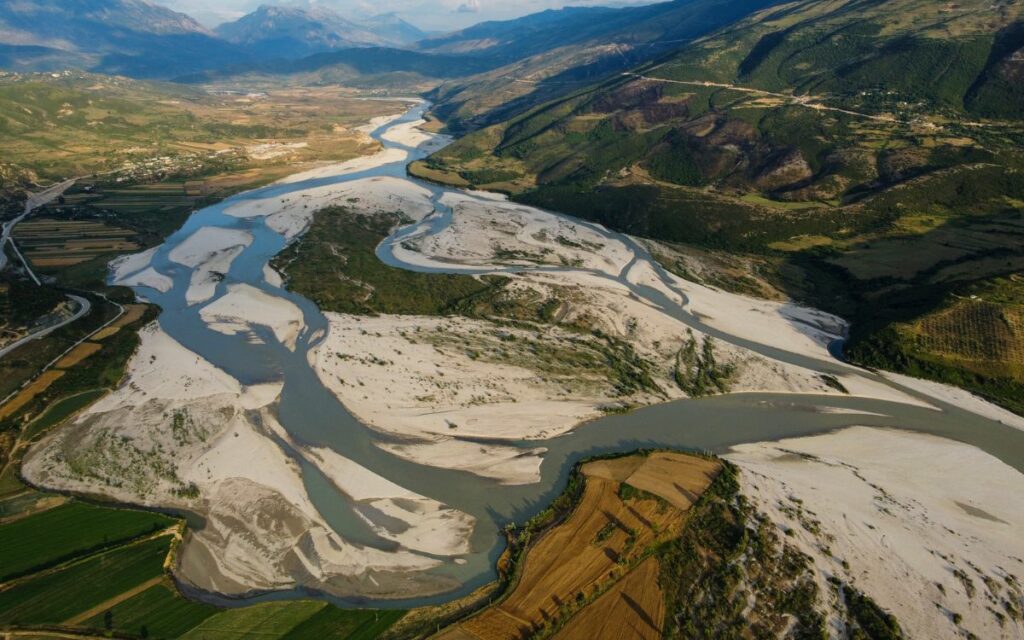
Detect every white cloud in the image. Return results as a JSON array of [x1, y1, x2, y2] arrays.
[[454, 0, 480, 13]]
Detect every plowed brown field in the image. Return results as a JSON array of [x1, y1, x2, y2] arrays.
[[91, 304, 148, 341], [553, 556, 664, 640], [621, 452, 721, 512], [0, 371, 65, 420], [55, 342, 102, 368], [444, 453, 720, 640]]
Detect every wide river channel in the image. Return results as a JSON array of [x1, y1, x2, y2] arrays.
[[126, 102, 1024, 608]]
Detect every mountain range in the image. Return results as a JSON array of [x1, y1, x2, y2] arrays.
[[0, 0, 426, 76], [423, 0, 785, 131], [0, 0, 785, 90], [0, 0, 240, 76], [214, 5, 425, 58]]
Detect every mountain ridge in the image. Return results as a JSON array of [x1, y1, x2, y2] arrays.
[[0, 0, 430, 76], [214, 4, 397, 57], [419, 0, 1024, 415], [0, 0, 247, 76]]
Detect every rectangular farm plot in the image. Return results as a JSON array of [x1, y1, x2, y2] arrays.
[[0, 501, 174, 581], [621, 452, 721, 511], [0, 370, 65, 420], [92, 304, 149, 341], [81, 583, 218, 639], [55, 342, 102, 368], [178, 601, 328, 640], [464, 476, 682, 637], [553, 556, 665, 640], [0, 535, 171, 625], [281, 607, 407, 640], [15, 219, 140, 268], [456, 453, 721, 640]]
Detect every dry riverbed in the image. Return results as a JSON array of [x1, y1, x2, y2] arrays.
[[21, 106, 1024, 618], [728, 427, 1024, 639]]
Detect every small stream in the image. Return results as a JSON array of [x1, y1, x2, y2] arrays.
[[126, 102, 1024, 608]]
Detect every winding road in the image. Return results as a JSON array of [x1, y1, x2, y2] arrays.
[[0, 178, 87, 366], [0, 295, 91, 361], [0, 294, 123, 408]]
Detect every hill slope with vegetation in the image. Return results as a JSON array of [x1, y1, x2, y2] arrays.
[[425, 0, 786, 132], [419, 0, 1024, 415]]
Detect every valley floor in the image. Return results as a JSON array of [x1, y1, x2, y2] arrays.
[[8, 106, 1024, 639]]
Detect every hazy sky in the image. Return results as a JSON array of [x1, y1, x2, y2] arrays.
[[153, 0, 654, 32]]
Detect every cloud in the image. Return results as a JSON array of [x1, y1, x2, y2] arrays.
[[454, 0, 480, 13]]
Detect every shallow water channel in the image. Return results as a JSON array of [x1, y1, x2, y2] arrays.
[[127, 102, 1024, 608]]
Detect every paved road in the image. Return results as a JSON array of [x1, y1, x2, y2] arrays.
[[0, 178, 77, 274], [0, 294, 92, 360], [0, 178, 86, 362], [0, 293, 124, 407]]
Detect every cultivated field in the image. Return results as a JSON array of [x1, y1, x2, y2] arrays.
[[0, 501, 172, 581], [54, 342, 103, 368], [91, 303, 148, 341], [14, 219, 139, 268], [0, 73, 397, 187], [0, 370, 65, 421], [911, 296, 1024, 380], [0, 490, 407, 639], [0, 535, 171, 626], [553, 556, 664, 640], [443, 452, 720, 639], [0, 303, 145, 424]]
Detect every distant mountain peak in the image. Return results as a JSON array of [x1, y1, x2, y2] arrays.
[[215, 4, 378, 48], [0, 0, 238, 76], [214, 3, 424, 56], [0, 0, 213, 37]]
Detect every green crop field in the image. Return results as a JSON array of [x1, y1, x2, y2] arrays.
[[279, 607, 403, 639], [82, 583, 219, 639], [0, 535, 169, 625], [18, 389, 106, 443], [0, 501, 173, 581], [178, 601, 341, 640], [0, 492, 406, 639], [80, 593, 406, 640]]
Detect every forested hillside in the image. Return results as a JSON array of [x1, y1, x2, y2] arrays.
[[420, 0, 1024, 414]]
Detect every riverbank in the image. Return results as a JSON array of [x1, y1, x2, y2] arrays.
[[22, 321, 476, 600], [17, 100, 1024, 613], [728, 426, 1024, 639]]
